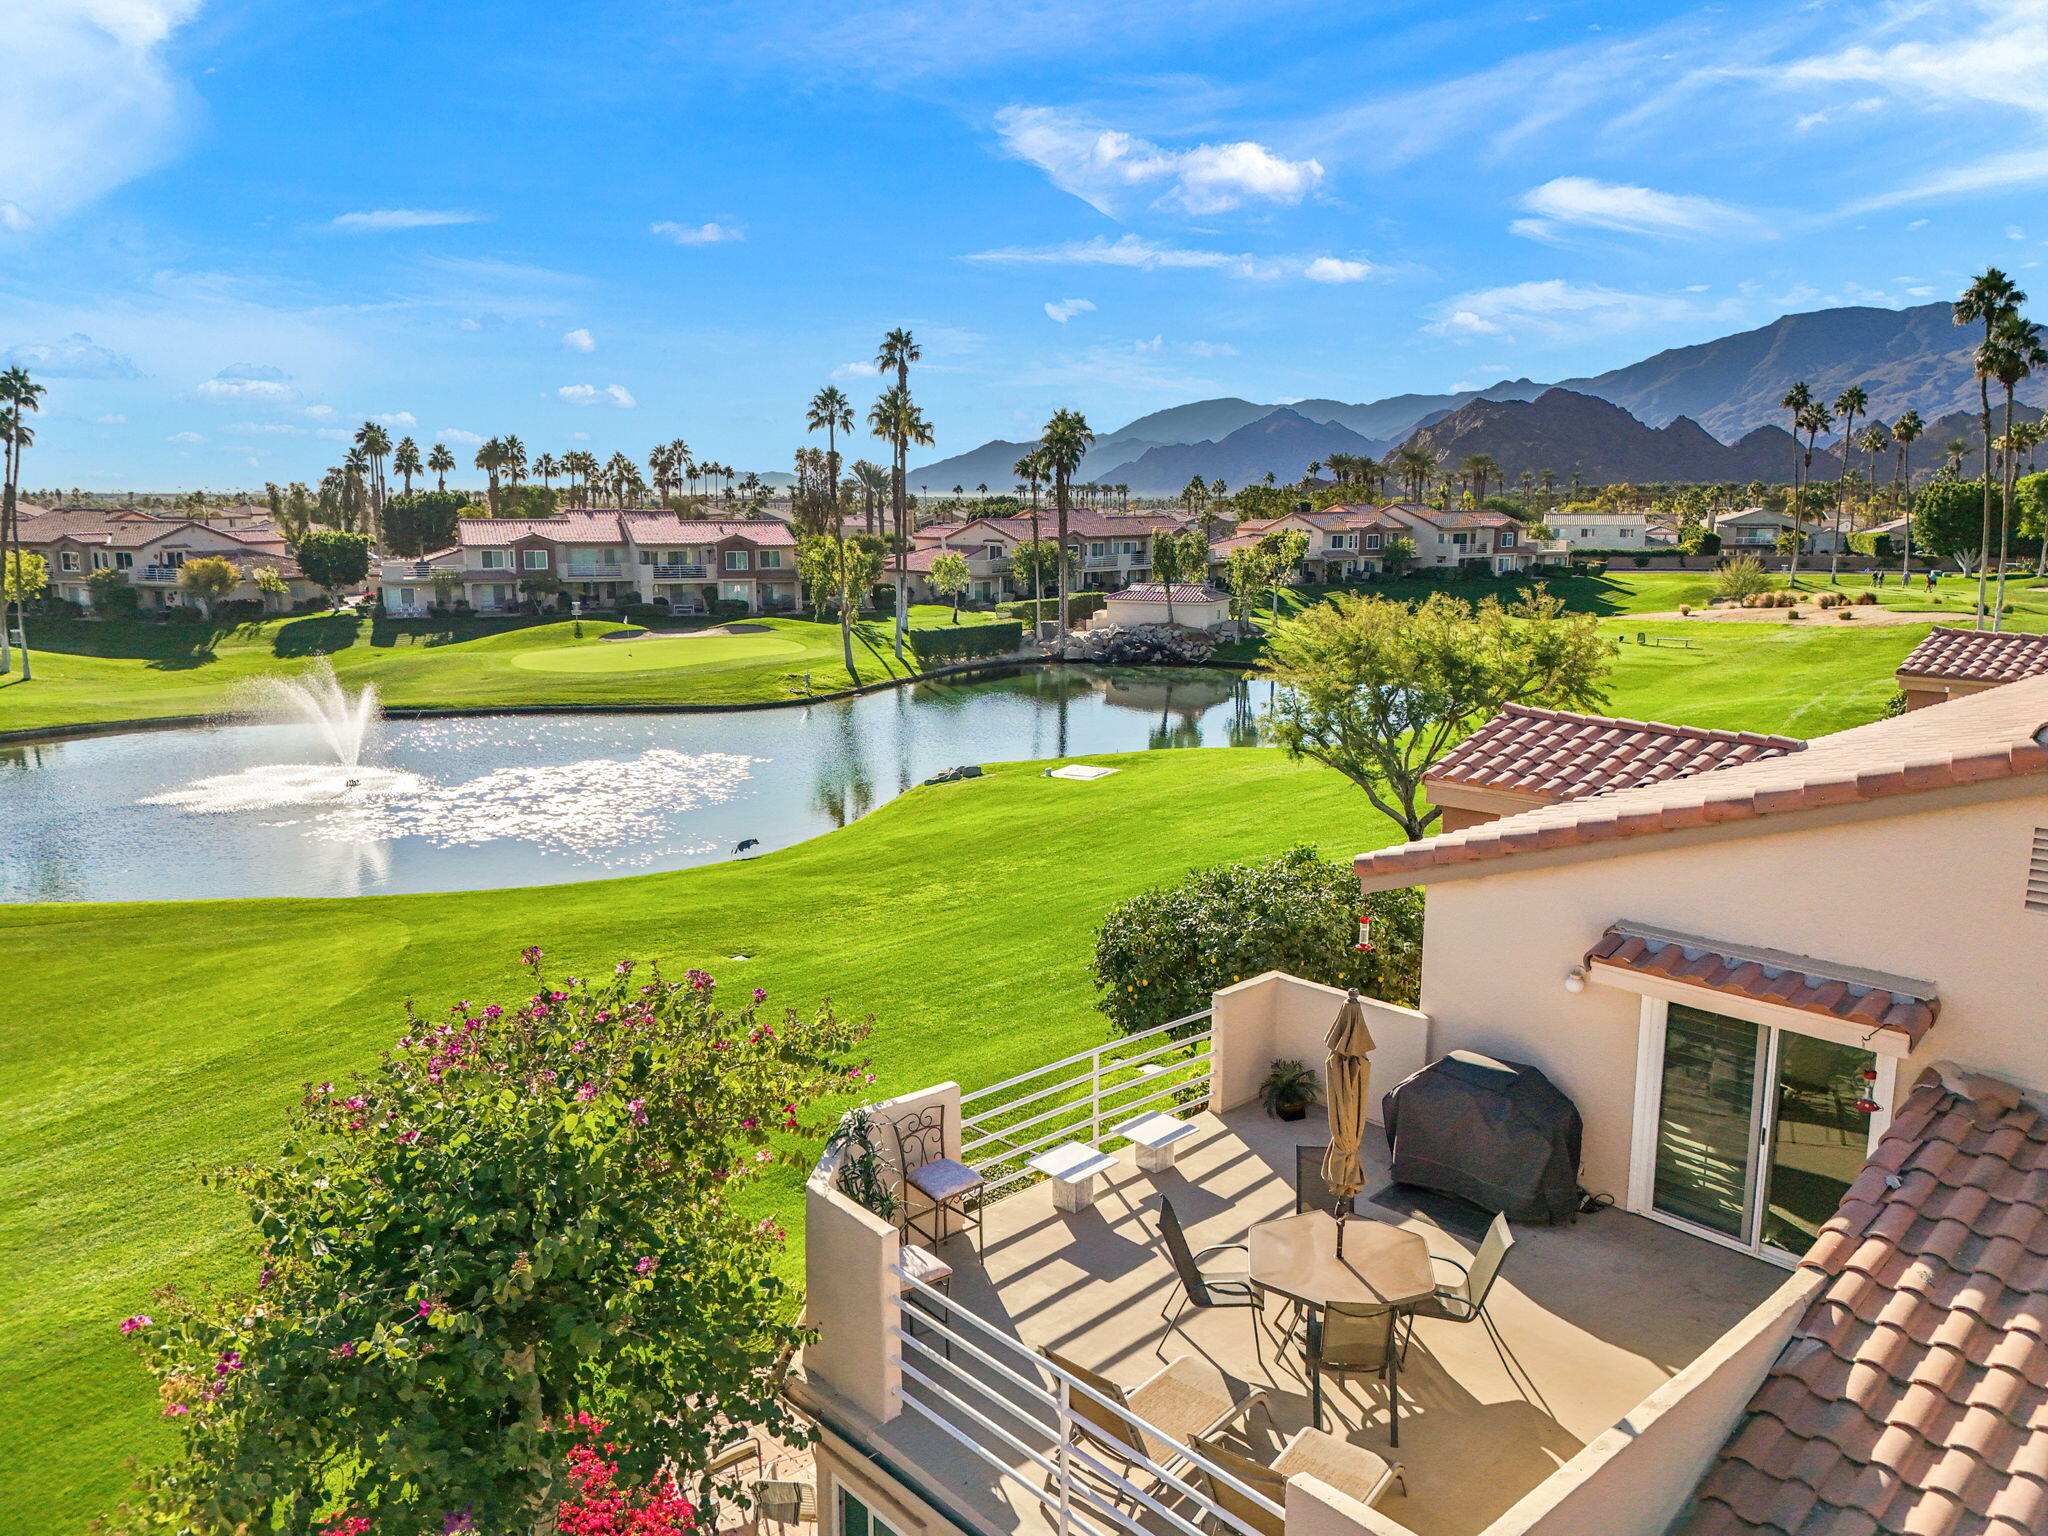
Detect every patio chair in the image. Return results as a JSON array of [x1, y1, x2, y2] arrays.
[[1303, 1303, 1404, 1445], [1191, 1428, 1404, 1536], [888, 1103, 985, 1255], [1295, 1144, 1356, 1218], [1402, 1213, 1515, 1361], [1039, 1348, 1270, 1490], [1156, 1197, 1262, 1343]]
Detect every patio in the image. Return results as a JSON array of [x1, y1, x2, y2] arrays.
[[822, 1101, 1783, 1536]]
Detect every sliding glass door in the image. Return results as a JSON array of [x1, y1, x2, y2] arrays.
[[1646, 1002, 1877, 1260]]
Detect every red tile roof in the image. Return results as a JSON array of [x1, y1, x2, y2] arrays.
[[1356, 675, 2048, 889], [1681, 1074, 2048, 1536], [1898, 627, 2048, 687], [1584, 923, 1938, 1043], [1427, 704, 1805, 802], [622, 514, 796, 546]]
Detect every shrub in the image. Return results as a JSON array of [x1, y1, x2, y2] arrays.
[[1838, 608, 1855, 620], [1855, 591, 1878, 605], [1787, 607, 1805, 620], [710, 599, 749, 620], [1632, 555, 1650, 568], [1091, 846, 1421, 1034], [87, 566, 141, 616], [999, 593, 1104, 627], [907, 619, 1023, 664], [620, 603, 670, 624], [1712, 553, 1772, 604]]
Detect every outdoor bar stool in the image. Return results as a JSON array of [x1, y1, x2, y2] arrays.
[[898, 1242, 954, 1360], [889, 1103, 985, 1254]]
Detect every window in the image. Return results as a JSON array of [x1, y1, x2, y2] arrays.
[[1365, 532, 1381, 550], [1117, 540, 1139, 555], [164, 550, 187, 567], [983, 543, 1002, 559], [60, 551, 79, 571], [1579, 528, 1593, 539], [481, 549, 509, 570], [1500, 530, 1516, 548], [93, 551, 109, 569], [638, 551, 655, 565], [115, 552, 133, 570], [521, 549, 548, 570], [1451, 532, 1469, 546], [724, 549, 749, 570], [838, 1489, 903, 1536], [758, 550, 783, 569], [1088, 542, 1106, 557]]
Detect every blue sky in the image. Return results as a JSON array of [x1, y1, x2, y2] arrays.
[[3, 0, 2046, 489]]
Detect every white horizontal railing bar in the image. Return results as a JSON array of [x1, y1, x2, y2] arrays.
[[893, 1391, 1125, 1536], [893, 1277, 1283, 1520], [959, 1034, 1212, 1147], [889, 1323, 1060, 1438], [959, 1012, 1213, 1108], [964, 1027, 1212, 1123], [895, 1332, 1260, 1536], [969, 1074, 1213, 1181]]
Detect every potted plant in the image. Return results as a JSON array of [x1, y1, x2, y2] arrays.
[[1260, 1059, 1321, 1122]]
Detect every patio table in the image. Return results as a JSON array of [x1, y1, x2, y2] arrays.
[[1245, 1209, 1435, 1312]]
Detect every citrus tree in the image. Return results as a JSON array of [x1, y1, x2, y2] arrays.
[[176, 555, 243, 618], [929, 550, 971, 622], [107, 952, 872, 1536]]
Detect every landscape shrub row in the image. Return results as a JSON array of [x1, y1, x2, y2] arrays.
[[997, 593, 1105, 626], [907, 620, 1024, 663]]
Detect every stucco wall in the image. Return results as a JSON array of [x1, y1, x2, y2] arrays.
[[1483, 1270, 1820, 1536], [1409, 785, 2048, 1204], [1211, 972, 1430, 1124]]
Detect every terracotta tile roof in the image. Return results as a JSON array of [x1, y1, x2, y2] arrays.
[[622, 514, 796, 546], [1584, 922, 1939, 1043], [1898, 627, 2048, 688], [1355, 674, 2048, 889], [1681, 1074, 2048, 1536], [1427, 704, 1805, 802], [458, 514, 626, 545], [1104, 582, 1225, 602]]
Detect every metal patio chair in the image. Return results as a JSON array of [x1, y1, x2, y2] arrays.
[[888, 1102, 985, 1255]]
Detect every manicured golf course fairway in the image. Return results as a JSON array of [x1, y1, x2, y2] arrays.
[[510, 632, 809, 672]]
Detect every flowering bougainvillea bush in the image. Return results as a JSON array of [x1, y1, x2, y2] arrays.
[[102, 951, 871, 1536]]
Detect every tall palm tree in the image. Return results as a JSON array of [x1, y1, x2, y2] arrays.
[[874, 330, 921, 649], [393, 436, 422, 496], [1828, 385, 1867, 581], [1890, 409, 1923, 579], [354, 421, 392, 534], [0, 365, 45, 678], [807, 385, 854, 529], [1038, 409, 1094, 645], [1014, 449, 1049, 629], [501, 435, 528, 486], [1461, 452, 1501, 507], [427, 442, 455, 491], [473, 438, 507, 515], [533, 451, 561, 490], [1793, 400, 1831, 583], [1986, 313, 2047, 627], [1779, 382, 1812, 582], [1955, 269, 2024, 625]]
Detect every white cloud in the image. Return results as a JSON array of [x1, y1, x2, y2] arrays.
[[93, 412, 126, 425], [1044, 298, 1096, 323], [0, 0, 202, 229], [439, 428, 485, 446], [167, 430, 205, 444], [569, 431, 590, 441], [993, 106, 1322, 216], [374, 411, 417, 428], [1425, 279, 1733, 343], [562, 327, 596, 353], [226, 421, 307, 437], [829, 361, 876, 382], [0, 332, 140, 378], [651, 220, 744, 245], [556, 383, 638, 408], [968, 234, 1367, 284], [1511, 176, 1758, 241], [303, 403, 337, 421], [330, 209, 484, 232], [314, 427, 351, 442], [1304, 256, 1372, 283], [193, 363, 299, 404]]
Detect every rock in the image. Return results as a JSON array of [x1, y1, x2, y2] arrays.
[[1060, 624, 1220, 666]]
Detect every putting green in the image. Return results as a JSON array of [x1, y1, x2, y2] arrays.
[[510, 634, 806, 673]]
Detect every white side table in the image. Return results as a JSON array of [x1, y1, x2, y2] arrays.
[[1117, 1111, 1200, 1173], [1028, 1140, 1118, 1212]]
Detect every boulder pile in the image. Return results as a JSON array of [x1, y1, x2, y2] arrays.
[[1057, 624, 1219, 666]]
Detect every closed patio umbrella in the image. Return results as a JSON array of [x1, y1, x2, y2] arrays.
[[1321, 988, 1377, 1257]]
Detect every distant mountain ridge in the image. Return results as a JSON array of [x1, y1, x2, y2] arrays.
[[907, 300, 2048, 493]]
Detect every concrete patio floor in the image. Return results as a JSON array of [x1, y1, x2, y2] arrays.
[[878, 1103, 1784, 1536]]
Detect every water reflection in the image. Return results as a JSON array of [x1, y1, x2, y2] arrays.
[[0, 665, 1269, 903]]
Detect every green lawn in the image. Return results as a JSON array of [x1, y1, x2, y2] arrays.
[[0, 747, 1396, 1536], [0, 607, 1002, 734]]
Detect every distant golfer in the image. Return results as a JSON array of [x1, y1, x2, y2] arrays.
[[1927, 569, 1938, 591]]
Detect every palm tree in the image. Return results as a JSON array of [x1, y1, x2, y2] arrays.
[[1858, 421, 1890, 526], [354, 421, 392, 531], [1828, 385, 1867, 581], [393, 436, 422, 496], [868, 384, 931, 657], [807, 385, 854, 529], [1014, 449, 1050, 630], [427, 442, 455, 492], [1793, 400, 1832, 583], [1391, 445, 1437, 502], [1038, 409, 1094, 644], [501, 435, 528, 486], [473, 438, 507, 514], [0, 365, 46, 678], [1890, 409, 1923, 579], [1986, 314, 2047, 627], [1461, 452, 1501, 507], [1955, 268, 2024, 625], [1779, 382, 1812, 582], [533, 452, 561, 491]]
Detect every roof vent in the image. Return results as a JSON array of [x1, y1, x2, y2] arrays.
[[2030, 828, 2048, 914]]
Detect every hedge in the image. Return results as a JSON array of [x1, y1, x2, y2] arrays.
[[998, 593, 1104, 627], [907, 620, 1023, 663]]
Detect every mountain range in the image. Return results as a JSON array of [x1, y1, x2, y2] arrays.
[[909, 301, 2048, 494]]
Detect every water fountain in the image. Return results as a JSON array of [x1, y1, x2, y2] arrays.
[[241, 657, 382, 766]]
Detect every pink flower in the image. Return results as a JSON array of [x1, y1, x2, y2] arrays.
[[752, 987, 768, 1003], [549, 990, 568, 1003], [417, 1300, 436, 1319], [333, 1341, 358, 1359], [739, 1118, 756, 1130], [634, 1255, 658, 1275], [162, 1403, 190, 1418], [397, 1129, 420, 1144], [483, 1004, 503, 1019], [120, 1315, 152, 1335], [575, 1082, 599, 1102], [629, 1098, 648, 1125], [754, 1149, 773, 1163], [521, 945, 543, 965], [686, 969, 714, 991], [569, 1040, 587, 1054], [614, 960, 635, 976], [215, 1350, 243, 1377]]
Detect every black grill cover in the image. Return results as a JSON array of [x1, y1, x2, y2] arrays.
[[1381, 1051, 1583, 1223]]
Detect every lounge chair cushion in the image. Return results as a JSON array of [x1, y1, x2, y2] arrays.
[[1273, 1428, 1399, 1508], [906, 1156, 982, 1204]]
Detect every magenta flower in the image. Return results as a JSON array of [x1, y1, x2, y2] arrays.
[[629, 1098, 648, 1125], [398, 1129, 420, 1144], [521, 945, 543, 965], [634, 1255, 658, 1275], [120, 1315, 152, 1335], [334, 1341, 358, 1359], [686, 969, 714, 991], [739, 1117, 757, 1130], [752, 987, 768, 1003], [483, 1004, 503, 1019], [569, 1040, 587, 1054], [549, 990, 568, 1003], [215, 1350, 243, 1378], [162, 1403, 190, 1418], [576, 1081, 599, 1102], [614, 960, 635, 976], [418, 1300, 436, 1319]]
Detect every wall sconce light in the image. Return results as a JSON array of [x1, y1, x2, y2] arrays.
[[1563, 966, 1587, 994]]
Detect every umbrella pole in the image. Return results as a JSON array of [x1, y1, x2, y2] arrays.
[[1336, 1207, 1347, 1258]]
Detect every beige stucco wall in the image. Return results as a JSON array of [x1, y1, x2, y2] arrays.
[[1211, 972, 1430, 1125], [1482, 1270, 1820, 1536], [1405, 784, 2048, 1204]]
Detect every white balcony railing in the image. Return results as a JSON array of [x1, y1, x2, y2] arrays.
[[889, 1266, 1279, 1536], [959, 1009, 1214, 1199], [652, 563, 708, 579]]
